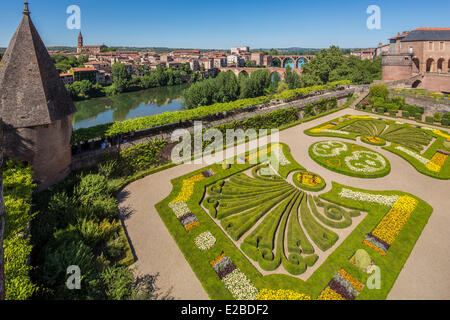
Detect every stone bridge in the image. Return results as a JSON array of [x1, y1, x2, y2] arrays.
[[218, 67, 302, 80], [271, 55, 315, 69]]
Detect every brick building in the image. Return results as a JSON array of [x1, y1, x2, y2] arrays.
[[77, 31, 107, 54], [0, 3, 76, 189], [382, 28, 450, 92]]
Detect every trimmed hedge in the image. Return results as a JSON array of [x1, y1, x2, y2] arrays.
[[72, 81, 351, 145], [309, 141, 391, 179]]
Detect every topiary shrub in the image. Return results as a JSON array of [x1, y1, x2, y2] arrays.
[[425, 116, 434, 124], [414, 113, 422, 121], [389, 110, 398, 117], [376, 107, 385, 114], [442, 113, 450, 126], [434, 112, 443, 123], [402, 111, 410, 118]]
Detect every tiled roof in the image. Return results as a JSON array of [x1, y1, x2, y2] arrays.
[[0, 8, 76, 128], [402, 29, 450, 42]]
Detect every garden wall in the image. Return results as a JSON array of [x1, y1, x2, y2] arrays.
[[71, 87, 363, 170], [389, 92, 450, 115]]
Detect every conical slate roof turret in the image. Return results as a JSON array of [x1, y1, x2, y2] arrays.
[[0, 2, 77, 128]]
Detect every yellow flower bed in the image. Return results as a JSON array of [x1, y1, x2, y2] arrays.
[[426, 152, 448, 173], [317, 287, 345, 300], [246, 144, 280, 163], [365, 136, 383, 143], [311, 124, 335, 133], [433, 130, 450, 140], [372, 196, 418, 245], [348, 115, 372, 120], [298, 173, 322, 187], [171, 174, 205, 203], [257, 289, 311, 300]]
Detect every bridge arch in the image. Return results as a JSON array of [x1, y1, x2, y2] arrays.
[[270, 71, 282, 82], [296, 57, 307, 69], [283, 58, 294, 69], [426, 58, 435, 72], [239, 70, 249, 78], [272, 57, 281, 67]]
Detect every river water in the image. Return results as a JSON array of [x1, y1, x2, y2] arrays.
[[73, 84, 189, 130]]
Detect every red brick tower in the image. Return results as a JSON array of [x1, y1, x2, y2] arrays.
[[77, 31, 83, 53], [0, 2, 77, 189]]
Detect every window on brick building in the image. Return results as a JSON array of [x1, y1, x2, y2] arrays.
[[440, 42, 445, 51], [428, 42, 434, 51]]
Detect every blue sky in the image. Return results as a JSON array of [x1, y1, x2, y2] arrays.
[[1, 0, 449, 49]]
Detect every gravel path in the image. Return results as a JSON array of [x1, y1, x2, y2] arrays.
[[118, 108, 450, 300]]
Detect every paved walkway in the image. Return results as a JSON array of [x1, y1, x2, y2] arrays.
[[118, 108, 450, 300]]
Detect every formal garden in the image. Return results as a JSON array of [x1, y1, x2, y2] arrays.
[[305, 115, 450, 179], [155, 143, 433, 300]]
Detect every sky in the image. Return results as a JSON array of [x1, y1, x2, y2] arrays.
[[1, 0, 449, 49]]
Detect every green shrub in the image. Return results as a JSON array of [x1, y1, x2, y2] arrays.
[[4, 236, 37, 300], [106, 235, 126, 260], [389, 110, 398, 117], [119, 139, 166, 175], [434, 112, 443, 122], [425, 116, 434, 124], [75, 174, 109, 206], [401, 104, 424, 115], [369, 83, 389, 100], [391, 96, 405, 107], [40, 241, 100, 299], [442, 113, 450, 126], [376, 107, 385, 114], [414, 113, 423, 121], [402, 111, 410, 118], [384, 102, 400, 112]]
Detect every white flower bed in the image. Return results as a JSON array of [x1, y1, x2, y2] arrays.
[[339, 188, 399, 207], [344, 151, 387, 173], [194, 231, 216, 251], [312, 141, 348, 157], [395, 146, 429, 165], [273, 148, 290, 166], [169, 202, 191, 218], [321, 129, 350, 135], [222, 268, 258, 300]]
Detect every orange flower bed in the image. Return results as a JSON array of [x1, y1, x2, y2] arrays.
[[210, 253, 226, 267], [338, 269, 364, 292], [185, 221, 200, 232], [364, 240, 387, 256]]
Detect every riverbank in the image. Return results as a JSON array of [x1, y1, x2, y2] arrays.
[[73, 84, 189, 130]]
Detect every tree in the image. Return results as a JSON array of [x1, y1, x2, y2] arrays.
[[300, 46, 381, 86], [284, 66, 301, 89], [111, 63, 131, 93], [240, 69, 271, 99]]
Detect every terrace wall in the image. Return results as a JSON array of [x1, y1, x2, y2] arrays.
[[71, 86, 367, 170], [389, 91, 450, 115]]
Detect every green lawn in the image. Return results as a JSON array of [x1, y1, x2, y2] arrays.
[[305, 115, 450, 179], [155, 143, 433, 300]]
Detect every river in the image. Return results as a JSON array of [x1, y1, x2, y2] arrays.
[[73, 84, 189, 130]]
